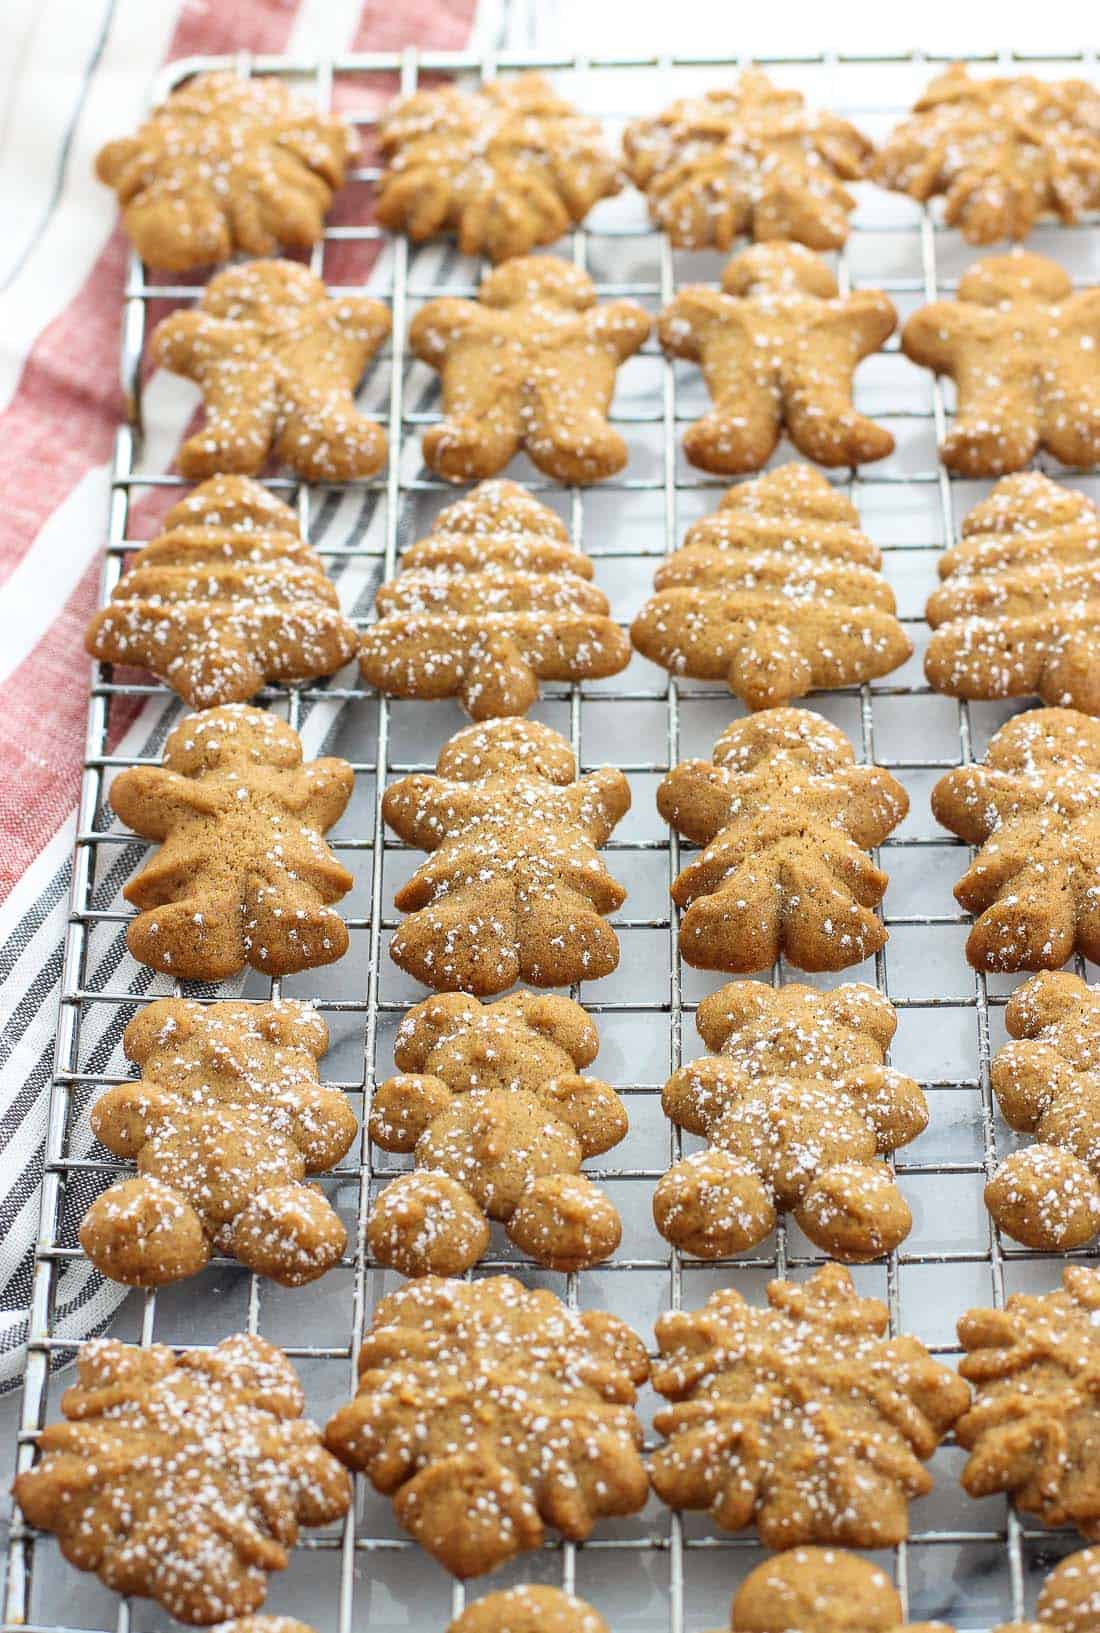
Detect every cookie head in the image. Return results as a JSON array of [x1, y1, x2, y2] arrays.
[[479, 256, 597, 312], [957, 250, 1075, 307], [721, 240, 840, 297], [163, 704, 303, 774]]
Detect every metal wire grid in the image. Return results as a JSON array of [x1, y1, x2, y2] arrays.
[[5, 43, 1100, 1633]]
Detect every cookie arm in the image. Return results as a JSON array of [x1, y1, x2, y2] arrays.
[[381, 775, 483, 850], [657, 288, 727, 361], [656, 760, 736, 845], [586, 299, 653, 361], [567, 768, 632, 845], [109, 765, 222, 839], [408, 297, 485, 366]]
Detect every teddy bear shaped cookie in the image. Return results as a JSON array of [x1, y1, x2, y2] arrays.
[[984, 971, 1100, 1252], [659, 706, 908, 974], [12, 1334, 351, 1624], [151, 260, 390, 482], [324, 1274, 649, 1577], [376, 73, 621, 262], [874, 62, 1100, 243], [631, 464, 912, 708], [110, 704, 354, 981], [96, 71, 354, 271], [367, 990, 626, 1276], [931, 707, 1100, 971], [359, 478, 630, 717], [654, 980, 926, 1262], [79, 998, 357, 1288], [383, 716, 630, 994], [902, 252, 1100, 475], [926, 472, 1100, 716], [650, 1262, 970, 1549], [408, 257, 651, 484], [658, 242, 896, 474], [86, 475, 359, 709], [623, 68, 872, 252]]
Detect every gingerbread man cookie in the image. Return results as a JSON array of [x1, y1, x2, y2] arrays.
[[926, 473, 1100, 716], [902, 252, 1100, 475], [377, 73, 621, 262], [110, 704, 353, 981], [984, 972, 1100, 1251], [383, 716, 630, 994], [12, 1334, 351, 1625], [958, 1266, 1100, 1541], [655, 980, 926, 1262], [368, 991, 626, 1275], [658, 706, 908, 974], [874, 62, 1100, 244], [408, 257, 651, 484], [631, 464, 912, 708], [96, 71, 354, 271], [360, 478, 629, 717], [86, 476, 359, 709], [151, 260, 390, 482], [324, 1274, 649, 1577], [658, 243, 896, 474], [79, 998, 356, 1287], [931, 707, 1100, 971], [624, 69, 872, 252], [650, 1262, 970, 1549]]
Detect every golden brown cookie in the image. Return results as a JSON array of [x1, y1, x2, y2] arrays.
[[957, 1265, 1100, 1541], [1024, 1549, 1100, 1633], [447, 1587, 610, 1633], [901, 252, 1100, 476], [79, 998, 356, 1287], [631, 465, 912, 708], [658, 706, 908, 974], [368, 990, 626, 1275], [86, 476, 359, 709], [984, 972, 1100, 1251], [360, 479, 630, 718], [873, 62, 1100, 244], [151, 260, 390, 482], [408, 257, 651, 484], [931, 707, 1100, 972], [726, 1548, 952, 1632], [377, 73, 621, 262], [926, 473, 1100, 715], [323, 1274, 649, 1577], [650, 1262, 970, 1549], [655, 980, 926, 1262], [95, 71, 354, 271], [110, 704, 353, 981], [657, 243, 896, 474], [11, 1334, 351, 1624], [382, 716, 630, 995], [623, 69, 872, 252]]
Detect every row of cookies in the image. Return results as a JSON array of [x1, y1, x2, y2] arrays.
[[131, 244, 1100, 489], [87, 464, 1100, 721], [16, 1265, 1100, 1625], [99, 62, 1100, 272]]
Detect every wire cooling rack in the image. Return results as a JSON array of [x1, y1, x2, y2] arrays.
[[5, 42, 1100, 1633]]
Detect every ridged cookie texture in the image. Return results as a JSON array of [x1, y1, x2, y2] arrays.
[[11, 1335, 351, 1625], [654, 980, 926, 1262], [902, 251, 1100, 475], [931, 707, 1100, 972], [359, 479, 629, 718], [376, 73, 621, 262], [624, 68, 871, 252], [111, 704, 354, 981], [658, 706, 908, 974], [367, 990, 626, 1276], [79, 998, 356, 1288], [86, 475, 359, 708], [926, 472, 1100, 715], [324, 1274, 649, 1578], [151, 260, 390, 482], [382, 717, 630, 995], [874, 62, 1100, 243], [631, 464, 911, 708], [657, 243, 896, 473], [409, 257, 650, 484], [96, 71, 354, 271]]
